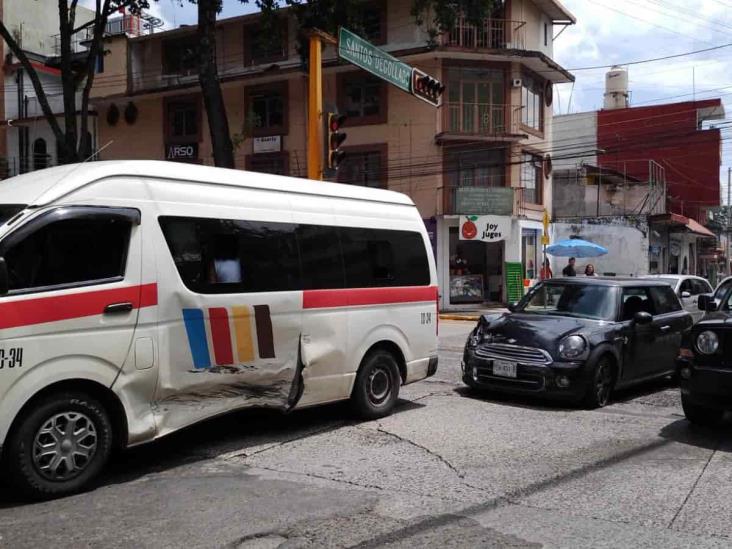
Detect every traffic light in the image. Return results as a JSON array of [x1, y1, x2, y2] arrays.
[[411, 68, 445, 107], [327, 113, 347, 170]]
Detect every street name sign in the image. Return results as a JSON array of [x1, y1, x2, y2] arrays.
[[338, 27, 412, 93]]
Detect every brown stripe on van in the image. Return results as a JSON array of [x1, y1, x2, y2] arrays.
[[254, 305, 275, 359]]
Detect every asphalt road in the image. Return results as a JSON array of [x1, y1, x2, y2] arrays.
[[1, 321, 731, 548]]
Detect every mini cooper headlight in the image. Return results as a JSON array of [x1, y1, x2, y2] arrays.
[[558, 335, 587, 359], [696, 331, 719, 355], [468, 324, 485, 348]]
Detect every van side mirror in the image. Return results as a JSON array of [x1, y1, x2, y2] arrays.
[[681, 291, 691, 299], [0, 257, 8, 295], [697, 294, 716, 312], [633, 311, 653, 325]]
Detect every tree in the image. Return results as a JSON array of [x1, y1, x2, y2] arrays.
[[0, 1, 152, 164]]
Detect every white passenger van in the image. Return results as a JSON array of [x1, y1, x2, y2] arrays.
[[0, 161, 438, 498]]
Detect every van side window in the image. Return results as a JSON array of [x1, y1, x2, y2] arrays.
[[340, 227, 429, 288], [159, 217, 300, 293], [4, 216, 131, 291], [297, 225, 345, 290]]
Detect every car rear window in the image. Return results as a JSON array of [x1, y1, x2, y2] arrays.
[[0, 204, 26, 225]]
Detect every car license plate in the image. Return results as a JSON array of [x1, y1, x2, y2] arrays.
[[493, 360, 517, 378]]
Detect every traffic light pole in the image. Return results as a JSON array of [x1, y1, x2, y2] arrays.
[[306, 29, 336, 181]]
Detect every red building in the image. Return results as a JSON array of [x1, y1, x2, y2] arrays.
[[597, 99, 724, 223]]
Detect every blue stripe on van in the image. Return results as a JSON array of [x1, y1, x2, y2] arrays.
[[182, 308, 211, 369]]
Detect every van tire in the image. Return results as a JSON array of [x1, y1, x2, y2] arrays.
[[2, 392, 113, 500], [351, 350, 401, 420], [682, 394, 724, 426]]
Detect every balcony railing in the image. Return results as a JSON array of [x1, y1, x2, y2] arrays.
[[443, 18, 526, 50], [442, 102, 518, 136]]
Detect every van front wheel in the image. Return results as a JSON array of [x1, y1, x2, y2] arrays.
[[2, 392, 113, 500], [351, 350, 401, 420]]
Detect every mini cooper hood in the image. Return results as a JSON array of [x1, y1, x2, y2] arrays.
[[478, 313, 589, 354]]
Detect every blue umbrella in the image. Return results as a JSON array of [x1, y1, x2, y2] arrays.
[[546, 238, 608, 258]]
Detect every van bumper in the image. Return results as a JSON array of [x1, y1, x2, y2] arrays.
[[404, 356, 438, 384]]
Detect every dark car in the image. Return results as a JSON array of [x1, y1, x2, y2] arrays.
[[677, 317, 732, 426], [462, 278, 692, 408]]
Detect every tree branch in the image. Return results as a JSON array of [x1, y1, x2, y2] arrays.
[[0, 20, 64, 142]]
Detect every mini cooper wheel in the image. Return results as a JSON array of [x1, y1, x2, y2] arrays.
[[584, 356, 615, 409], [2, 392, 113, 500], [682, 394, 724, 427], [351, 350, 401, 420]]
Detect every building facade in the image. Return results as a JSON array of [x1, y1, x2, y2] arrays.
[[553, 69, 723, 278], [86, 0, 575, 309]]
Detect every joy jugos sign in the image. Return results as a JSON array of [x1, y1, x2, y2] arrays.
[[459, 215, 511, 242]]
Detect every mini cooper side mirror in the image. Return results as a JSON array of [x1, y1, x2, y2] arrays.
[[633, 311, 653, 325], [697, 294, 716, 312], [507, 302, 518, 313], [0, 257, 8, 295]]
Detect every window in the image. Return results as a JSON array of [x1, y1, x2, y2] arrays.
[[4, 213, 132, 292], [621, 288, 655, 321], [521, 153, 543, 204], [159, 216, 431, 294], [447, 147, 506, 190], [522, 229, 539, 279], [0, 205, 25, 225], [159, 217, 301, 294], [446, 67, 505, 134], [650, 285, 682, 315], [244, 21, 288, 65], [544, 23, 548, 47], [521, 74, 544, 131], [338, 73, 387, 125], [692, 279, 712, 295], [246, 84, 287, 136], [165, 97, 200, 143], [162, 36, 198, 75], [337, 146, 386, 188], [246, 153, 289, 176], [33, 138, 48, 171], [340, 228, 430, 288], [520, 283, 617, 321], [358, 0, 387, 44]]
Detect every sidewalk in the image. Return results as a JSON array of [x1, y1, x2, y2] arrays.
[[439, 307, 509, 322]]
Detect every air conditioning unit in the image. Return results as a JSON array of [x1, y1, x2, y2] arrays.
[[512, 78, 523, 88]]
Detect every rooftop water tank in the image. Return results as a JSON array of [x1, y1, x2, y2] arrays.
[[603, 66, 629, 110]]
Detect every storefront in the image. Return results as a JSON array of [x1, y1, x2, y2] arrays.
[[437, 216, 544, 310]]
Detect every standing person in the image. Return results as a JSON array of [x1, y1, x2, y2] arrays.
[[584, 264, 596, 276], [562, 257, 577, 277], [540, 258, 553, 280]]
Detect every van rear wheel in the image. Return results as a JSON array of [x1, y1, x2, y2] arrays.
[[351, 350, 401, 420], [2, 391, 113, 500]]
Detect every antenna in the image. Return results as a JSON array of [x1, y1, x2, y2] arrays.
[[82, 140, 113, 163]]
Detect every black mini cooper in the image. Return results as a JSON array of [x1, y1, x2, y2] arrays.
[[462, 278, 692, 408]]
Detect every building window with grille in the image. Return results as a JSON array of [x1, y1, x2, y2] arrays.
[[445, 66, 505, 135], [246, 152, 289, 176], [358, 0, 387, 44], [246, 83, 288, 137], [521, 74, 544, 132], [521, 152, 543, 205], [162, 36, 198, 76], [337, 145, 387, 188], [243, 20, 288, 65], [338, 73, 387, 126]]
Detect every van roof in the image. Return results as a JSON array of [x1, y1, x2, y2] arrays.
[[0, 160, 415, 208]]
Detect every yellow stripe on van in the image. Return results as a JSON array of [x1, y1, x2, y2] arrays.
[[232, 306, 255, 363]]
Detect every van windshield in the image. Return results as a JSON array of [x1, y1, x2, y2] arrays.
[[0, 205, 26, 225]]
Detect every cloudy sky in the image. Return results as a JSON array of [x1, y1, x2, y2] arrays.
[[83, 0, 732, 188]]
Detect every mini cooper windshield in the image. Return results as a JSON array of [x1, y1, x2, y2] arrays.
[[518, 282, 617, 321]]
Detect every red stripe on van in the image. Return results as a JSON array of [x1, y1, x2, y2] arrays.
[[303, 286, 438, 309], [209, 307, 234, 365], [0, 283, 158, 329]]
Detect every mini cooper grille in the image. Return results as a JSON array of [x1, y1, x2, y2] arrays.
[[474, 343, 553, 366]]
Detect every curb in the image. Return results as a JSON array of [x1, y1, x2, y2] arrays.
[[439, 314, 480, 321]]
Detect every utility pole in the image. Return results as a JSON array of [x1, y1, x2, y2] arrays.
[[306, 29, 337, 181], [727, 167, 731, 274]]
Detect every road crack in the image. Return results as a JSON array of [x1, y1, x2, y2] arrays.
[[667, 439, 719, 529]]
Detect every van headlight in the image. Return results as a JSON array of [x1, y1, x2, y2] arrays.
[[558, 335, 586, 359], [696, 331, 719, 355]]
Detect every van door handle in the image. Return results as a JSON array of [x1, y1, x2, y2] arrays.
[[660, 325, 671, 332], [104, 302, 133, 314]]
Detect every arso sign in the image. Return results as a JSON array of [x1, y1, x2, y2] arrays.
[[166, 143, 199, 161]]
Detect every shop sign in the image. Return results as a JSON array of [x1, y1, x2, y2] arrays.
[[459, 215, 511, 242], [455, 187, 514, 216], [253, 135, 282, 154], [166, 142, 198, 161]]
